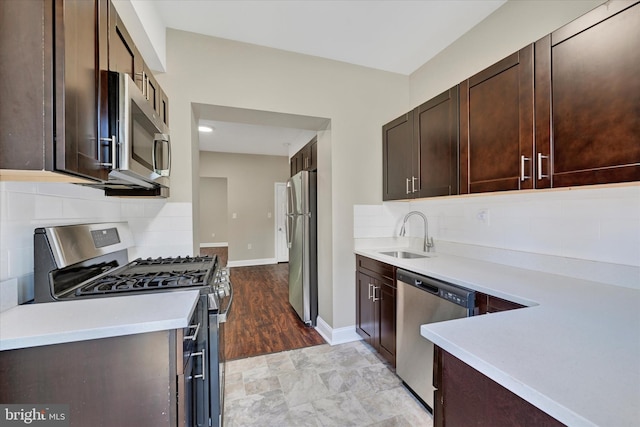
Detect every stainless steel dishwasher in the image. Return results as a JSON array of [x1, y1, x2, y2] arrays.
[[396, 268, 475, 412]]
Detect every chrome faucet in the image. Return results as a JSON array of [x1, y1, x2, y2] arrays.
[[399, 211, 434, 252]]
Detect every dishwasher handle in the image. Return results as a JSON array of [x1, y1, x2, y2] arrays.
[[397, 268, 476, 312], [414, 280, 438, 294]]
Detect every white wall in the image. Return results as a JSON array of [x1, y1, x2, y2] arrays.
[[151, 0, 614, 333], [0, 182, 192, 310], [409, 0, 605, 105], [354, 184, 640, 289], [199, 151, 289, 264], [155, 31, 410, 330], [199, 177, 228, 245]]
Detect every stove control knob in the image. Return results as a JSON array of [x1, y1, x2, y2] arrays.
[[217, 286, 229, 298]]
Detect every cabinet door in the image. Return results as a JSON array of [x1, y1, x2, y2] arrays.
[[145, 64, 161, 117], [290, 152, 303, 176], [301, 137, 317, 171], [383, 111, 416, 200], [108, 3, 143, 84], [536, 2, 640, 188], [356, 271, 376, 346], [416, 86, 459, 198], [377, 280, 396, 367], [0, 0, 54, 171], [308, 137, 318, 171], [160, 89, 170, 126], [460, 45, 534, 194], [55, 0, 108, 181], [437, 348, 564, 426]]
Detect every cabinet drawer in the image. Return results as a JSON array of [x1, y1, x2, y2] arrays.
[[356, 255, 395, 283]]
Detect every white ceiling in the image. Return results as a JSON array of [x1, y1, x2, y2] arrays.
[[154, 0, 505, 75], [198, 121, 318, 156], [152, 0, 506, 156]]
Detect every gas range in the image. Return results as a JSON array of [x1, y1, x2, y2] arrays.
[[71, 256, 215, 297], [33, 223, 229, 304], [32, 222, 232, 427]]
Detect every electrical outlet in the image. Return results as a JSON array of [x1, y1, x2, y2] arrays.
[[211, 233, 215, 237], [247, 243, 252, 250], [267, 212, 272, 218], [232, 213, 237, 219], [476, 209, 490, 225]]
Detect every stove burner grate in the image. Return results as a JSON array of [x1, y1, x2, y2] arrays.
[[75, 269, 210, 296], [132, 255, 213, 266]]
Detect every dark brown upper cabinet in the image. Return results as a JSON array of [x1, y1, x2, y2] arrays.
[[459, 45, 534, 194], [382, 111, 415, 200], [383, 87, 459, 201], [108, 3, 167, 124], [290, 136, 318, 176], [0, 0, 109, 182], [416, 87, 459, 198], [535, 0, 640, 188]]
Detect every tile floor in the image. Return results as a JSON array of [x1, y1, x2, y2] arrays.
[[224, 340, 433, 427]]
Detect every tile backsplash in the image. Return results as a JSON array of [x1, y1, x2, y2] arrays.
[[0, 182, 193, 308], [355, 184, 640, 288]]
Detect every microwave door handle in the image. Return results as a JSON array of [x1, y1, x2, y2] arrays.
[[153, 134, 171, 177]]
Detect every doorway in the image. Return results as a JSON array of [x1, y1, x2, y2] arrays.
[[275, 182, 289, 263]]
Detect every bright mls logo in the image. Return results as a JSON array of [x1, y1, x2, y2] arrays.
[[0, 405, 69, 426]]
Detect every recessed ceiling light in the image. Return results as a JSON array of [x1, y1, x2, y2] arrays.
[[198, 126, 213, 133]]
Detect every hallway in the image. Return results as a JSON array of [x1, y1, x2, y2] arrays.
[[199, 248, 325, 360], [223, 263, 326, 360]]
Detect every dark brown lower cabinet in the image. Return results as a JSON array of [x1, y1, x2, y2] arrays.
[[0, 331, 186, 427], [476, 291, 526, 314], [433, 347, 565, 427], [355, 255, 396, 366]]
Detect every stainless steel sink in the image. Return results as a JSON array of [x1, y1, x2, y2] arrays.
[[379, 251, 430, 259]]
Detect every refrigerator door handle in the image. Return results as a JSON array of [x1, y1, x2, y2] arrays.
[[285, 180, 295, 248], [285, 214, 292, 248]]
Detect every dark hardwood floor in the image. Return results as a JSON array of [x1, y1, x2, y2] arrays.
[[200, 247, 326, 360]]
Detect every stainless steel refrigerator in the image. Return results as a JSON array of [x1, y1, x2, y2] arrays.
[[286, 170, 318, 326]]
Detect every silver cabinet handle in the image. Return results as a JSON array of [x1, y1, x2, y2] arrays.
[[136, 71, 150, 99], [98, 135, 117, 168], [189, 348, 206, 381], [412, 176, 418, 193], [183, 322, 201, 341], [368, 283, 373, 300], [372, 285, 380, 302], [537, 153, 549, 180], [406, 178, 411, 195], [520, 155, 531, 182], [143, 71, 148, 100]]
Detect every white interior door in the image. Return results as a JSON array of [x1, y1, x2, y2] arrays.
[[275, 182, 289, 262]]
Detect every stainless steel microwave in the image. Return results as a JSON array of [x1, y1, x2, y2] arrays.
[[104, 71, 170, 194]]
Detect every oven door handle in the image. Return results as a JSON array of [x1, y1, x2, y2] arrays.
[[217, 282, 234, 324], [183, 322, 201, 341]]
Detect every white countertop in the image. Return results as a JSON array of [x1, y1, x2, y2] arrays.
[[355, 246, 640, 427], [0, 290, 201, 351]]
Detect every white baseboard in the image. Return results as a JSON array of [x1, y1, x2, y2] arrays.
[[200, 242, 228, 248], [315, 316, 361, 346], [227, 258, 278, 267]]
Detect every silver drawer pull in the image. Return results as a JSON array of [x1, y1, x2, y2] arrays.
[[184, 322, 201, 341]]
